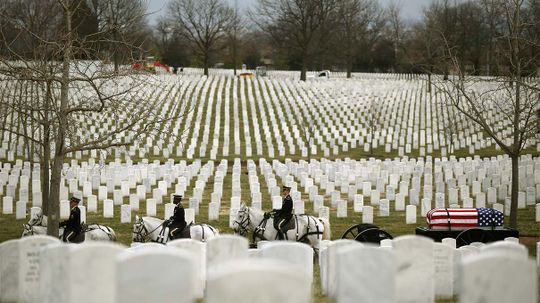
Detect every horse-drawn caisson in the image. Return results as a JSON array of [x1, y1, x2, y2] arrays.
[[341, 207, 519, 247]]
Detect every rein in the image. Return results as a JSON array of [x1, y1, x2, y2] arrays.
[[234, 208, 251, 236], [133, 218, 163, 242]]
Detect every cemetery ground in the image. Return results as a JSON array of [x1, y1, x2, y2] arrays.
[[0, 155, 539, 303], [1, 73, 539, 302]]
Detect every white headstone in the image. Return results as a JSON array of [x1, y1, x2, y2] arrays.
[[379, 199, 390, 216], [39, 244, 69, 303], [69, 242, 125, 303], [460, 254, 537, 303], [167, 239, 207, 299], [3, 196, 14, 214], [337, 200, 347, 217], [206, 258, 311, 303], [206, 235, 249, 269], [433, 243, 454, 298], [353, 194, 364, 212], [261, 242, 313, 286], [336, 246, 395, 303], [16, 201, 26, 219], [0, 239, 19, 302], [362, 206, 373, 224], [325, 240, 361, 298], [87, 195, 97, 213], [146, 198, 156, 216], [103, 199, 113, 218], [18, 235, 60, 303], [120, 205, 131, 223], [393, 235, 435, 303], [406, 205, 417, 224], [116, 250, 197, 303]]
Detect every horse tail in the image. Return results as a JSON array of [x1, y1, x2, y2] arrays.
[[319, 218, 331, 240]]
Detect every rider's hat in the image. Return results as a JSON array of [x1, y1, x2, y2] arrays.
[[173, 194, 183, 205], [70, 196, 81, 204]]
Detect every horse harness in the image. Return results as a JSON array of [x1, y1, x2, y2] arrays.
[[253, 214, 324, 243]]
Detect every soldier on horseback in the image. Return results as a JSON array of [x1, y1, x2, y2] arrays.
[[59, 196, 83, 243], [166, 195, 188, 240], [274, 186, 293, 240]]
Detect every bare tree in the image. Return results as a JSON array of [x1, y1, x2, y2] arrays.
[[0, 0, 171, 236], [337, 0, 383, 78], [436, 0, 540, 228], [365, 96, 382, 155], [386, 0, 405, 72], [167, 0, 230, 76], [253, 0, 337, 81], [86, 0, 150, 73], [225, 0, 245, 76]]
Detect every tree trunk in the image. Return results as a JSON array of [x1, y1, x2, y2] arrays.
[[113, 30, 120, 74], [204, 53, 209, 76], [346, 61, 352, 79], [41, 126, 50, 215], [300, 59, 307, 81], [48, 2, 71, 237], [427, 73, 432, 93], [233, 38, 237, 76], [509, 154, 519, 228]]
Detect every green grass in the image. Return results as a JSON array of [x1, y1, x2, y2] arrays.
[[1, 157, 538, 303], [2, 76, 540, 302]]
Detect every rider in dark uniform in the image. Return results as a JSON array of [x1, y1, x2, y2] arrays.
[[59, 197, 82, 243], [167, 195, 187, 240], [274, 186, 293, 240]]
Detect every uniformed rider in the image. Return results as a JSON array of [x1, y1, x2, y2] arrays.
[[274, 186, 293, 240], [167, 194, 187, 240], [59, 197, 82, 243]]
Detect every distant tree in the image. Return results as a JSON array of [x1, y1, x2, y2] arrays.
[[167, 0, 230, 76], [253, 0, 338, 81], [386, 0, 405, 72], [225, 0, 245, 75], [336, 0, 383, 78], [86, 0, 150, 73]]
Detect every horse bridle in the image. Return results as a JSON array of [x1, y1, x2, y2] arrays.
[[233, 207, 251, 236], [23, 223, 34, 236], [132, 218, 163, 242], [133, 218, 150, 242]]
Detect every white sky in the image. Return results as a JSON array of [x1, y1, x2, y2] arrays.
[[146, 0, 436, 25]]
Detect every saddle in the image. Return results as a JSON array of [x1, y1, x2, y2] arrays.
[[163, 222, 192, 241], [71, 232, 85, 243], [278, 216, 296, 232]]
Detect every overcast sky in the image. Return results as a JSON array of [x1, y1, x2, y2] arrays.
[[147, 0, 435, 25]]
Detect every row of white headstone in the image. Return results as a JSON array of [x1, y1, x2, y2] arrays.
[[2, 155, 540, 225], [0, 235, 313, 303], [3, 73, 539, 163], [1, 234, 537, 303], [319, 235, 538, 303]]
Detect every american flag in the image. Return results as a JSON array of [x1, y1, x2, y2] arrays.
[[426, 208, 504, 230]]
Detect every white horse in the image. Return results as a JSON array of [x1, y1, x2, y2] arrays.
[[132, 215, 219, 243], [232, 203, 331, 250], [22, 208, 117, 241], [22, 224, 117, 241]]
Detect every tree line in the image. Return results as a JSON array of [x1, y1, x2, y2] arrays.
[[3, 0, 539, 80]]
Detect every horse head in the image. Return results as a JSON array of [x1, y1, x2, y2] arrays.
[[232, 203, 250, 236], [27, 208, 43, 226], [21, 223, 34, 237], [132, 215, 147, 242]]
